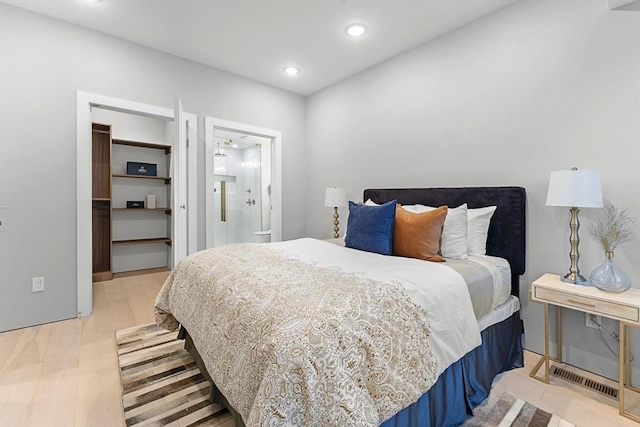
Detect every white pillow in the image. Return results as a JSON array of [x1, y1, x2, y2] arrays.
[[401, 204, 426, 213], [467, 206, 497, 256], [406, 203, 468, 259]]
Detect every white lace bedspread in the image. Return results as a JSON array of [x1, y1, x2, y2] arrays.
[[275, 239, 481, 375], [155, 239, 480, 426]]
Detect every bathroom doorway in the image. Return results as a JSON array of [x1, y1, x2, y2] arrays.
[[204, 117, 282, 248]]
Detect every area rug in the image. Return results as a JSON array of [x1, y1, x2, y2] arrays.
[[463, 391, 576, 427], [116, 323, 233, 427], [117, 324, 574, 427]]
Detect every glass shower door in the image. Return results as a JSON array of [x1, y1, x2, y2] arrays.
[[212, 148, 233, 247], [213, 177, 227, 247], [209, 133, 270, 248]]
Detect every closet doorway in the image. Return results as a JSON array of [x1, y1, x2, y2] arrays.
[[77, 93, 197, 318], [204, 117, 282, 248]]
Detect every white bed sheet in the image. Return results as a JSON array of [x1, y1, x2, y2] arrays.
[[477, 295, 520, 332], [466, 254, 512, 311], [326, 237, 512, 315], [272, 238, 482, 378]]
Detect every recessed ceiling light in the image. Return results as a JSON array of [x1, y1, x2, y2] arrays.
[[232, 144, 238, 148], [82, 0, 103, 3], [283, 66, 300, 76], [346, 24, 367, 37]]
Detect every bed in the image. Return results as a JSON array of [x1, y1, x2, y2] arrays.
[[155, 186, 526, 427]]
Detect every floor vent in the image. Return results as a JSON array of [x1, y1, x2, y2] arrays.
[[550, 365, 618, 399]]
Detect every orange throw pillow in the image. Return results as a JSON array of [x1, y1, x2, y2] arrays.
[[393, 205, 448, 262]]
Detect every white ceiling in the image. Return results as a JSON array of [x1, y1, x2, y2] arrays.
[[2, 0, 515, 96]]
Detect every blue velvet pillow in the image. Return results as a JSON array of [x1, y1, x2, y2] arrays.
[[345, 200, 397, 255]]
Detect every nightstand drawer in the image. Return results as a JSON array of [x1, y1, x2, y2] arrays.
[[534, 287, 640, 323]]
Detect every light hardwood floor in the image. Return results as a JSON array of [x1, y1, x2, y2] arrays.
[[1, 271, 637, 427]]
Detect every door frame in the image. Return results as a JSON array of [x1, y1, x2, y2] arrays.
[[204, 117, 282, 247], [76, 91, 196, 318]]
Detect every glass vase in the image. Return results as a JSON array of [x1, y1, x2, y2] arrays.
[[589, 251, 631, 293]]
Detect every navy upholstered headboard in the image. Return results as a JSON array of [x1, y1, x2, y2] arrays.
[[363, 187, 526, 298]]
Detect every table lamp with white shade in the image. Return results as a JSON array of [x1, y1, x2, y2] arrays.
[[324, 187, 347, 238], [546, 168, 603, 285]]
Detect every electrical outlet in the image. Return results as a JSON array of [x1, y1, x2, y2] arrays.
[[585, 313, 601, 329], [32, 277, 44, 292]]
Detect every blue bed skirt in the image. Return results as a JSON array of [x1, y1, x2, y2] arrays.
[[381, 311, 524, 427], [182, 310, 523, 427]]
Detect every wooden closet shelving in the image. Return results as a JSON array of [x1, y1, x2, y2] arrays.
[[112, 237, 172, 247], [112, 173, 171, 184], [112, 208, 172, 214], [112, 138, 172, 154], [91, 123, 113, 282], [91, 123, 172, 282]]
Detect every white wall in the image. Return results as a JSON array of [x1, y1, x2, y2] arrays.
[[0, 3, 306, 331], [92, 108, 168, 143], [305, 1, 639, 381]]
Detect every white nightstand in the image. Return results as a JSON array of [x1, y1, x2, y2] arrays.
[[529, 273, 640, 422]]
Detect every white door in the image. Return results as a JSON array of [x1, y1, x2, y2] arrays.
[[185, 113, 198, 256], [173, 97, 188, 266]]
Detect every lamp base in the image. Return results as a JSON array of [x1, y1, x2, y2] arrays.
[[560, 206, 591, 286], [560, 272, 590, 286]]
